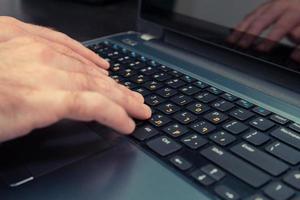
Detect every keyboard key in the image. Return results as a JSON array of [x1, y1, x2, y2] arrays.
[[168, 70, 183, 77], [110, 75, 123, 83], [146, 60, 159, 67], [146, 136, 182, 156], [166, 78, 186, 88], [186, 102, 210, 115], [231, 143, 289, 176], [190, 121, 216, 134], [270, 114, 289, 125], [181, 75, 196, 83], [236, 99, 254, 109], [223, 121, 248, 135], [206, 87, 223, 95], [211, 100, 235, 112], [270, 127, 300, 150], [201, 164, 225, 181], [195, 92, 218, 103], [201, 146, 270, 188], [140, 66, 158, 75], [249, 117, 275, 131], [173, 111, 197, 124], [149, 114, 171, 127], [163, 123, 189, 138], [289, 122, 300, 133], [283, 170, 300, 190], [252, 107, 272, 117], [157, 103, 180, 115], [129, 61, 146, 70], [243, 130, 270, 146], [193, 81, 208, 89], [123, 81, 137, 89], [181, 134, 208, 149], [143, 81, 164, 91], [191, 170, 215, 186], [132, 125, 159, 141], [136, 55, 147, 62], [221, 93, 238, 102], [230, 108, 255, 121], [130, 74, 149, 84], [204, 111, 229, 124], [170, 155, 192, 171], [133, 87, 150, 96], [157, 65, 170, 72], [246, 194, 270, 200], [266, 142, 300, 165], [111, 63, 122, 72], [264, 182, 295, 200], [179, 85, 201, 95], [145, 94, 165, 106], [156, 87, 178, 98], [153, 72, 172, 82], [214, 185, 240, 200], [171, 94, 193, 106], [210, 131, 236, 146], [119, 68, 136, 78]]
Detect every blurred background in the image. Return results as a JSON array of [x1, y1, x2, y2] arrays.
[[0, 0, 138, 41]]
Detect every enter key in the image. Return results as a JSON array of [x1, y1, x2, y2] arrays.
[[231, 143, 289, 176]]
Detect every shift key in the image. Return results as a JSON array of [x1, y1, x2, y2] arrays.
[[201, 146, 270, 188]]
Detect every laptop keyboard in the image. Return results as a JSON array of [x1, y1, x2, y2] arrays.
[[88, 41, 300, 200]]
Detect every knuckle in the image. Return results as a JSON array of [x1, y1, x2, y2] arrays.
[[66, 91, 83, 115], [14, 36, 37, 44], [71, 73, 93, 91], [37, 45, 56, 63]]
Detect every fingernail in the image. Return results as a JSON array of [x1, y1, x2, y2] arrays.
[[126, 118, 136, 134], [103, 60, 110, 69], [143, 104, 152, 118]]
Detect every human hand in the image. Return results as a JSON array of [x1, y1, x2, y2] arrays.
[[228, 0, 300, 51], [0, 17, 151, 142], [0, 16, 110, 74]]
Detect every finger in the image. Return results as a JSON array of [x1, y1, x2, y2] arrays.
[[289, 26, 300, 43], [237, 4, 287, 48], [257, 11, 300, 51], [48, 49, 109, 77], [15, 21, 110, 69], [24, 90, 137, 135], [49, 70, 151, 119], [33, 36, 109, 76], [227, 3, 270, 43], [290, 47, 300, 62], [118, 84, 145, 104]]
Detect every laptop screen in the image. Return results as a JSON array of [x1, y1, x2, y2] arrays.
[[141, 0, 300, 74]]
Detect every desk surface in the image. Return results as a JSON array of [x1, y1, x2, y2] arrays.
[[0, 0, 138, 41]]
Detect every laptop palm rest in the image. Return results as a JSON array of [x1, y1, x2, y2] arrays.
[[0, 120, 113, 187]]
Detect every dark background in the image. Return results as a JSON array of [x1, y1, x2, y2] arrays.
[[0, 0, 138, 41]]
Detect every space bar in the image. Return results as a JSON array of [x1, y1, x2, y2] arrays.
[[200, 146, 270, 188]]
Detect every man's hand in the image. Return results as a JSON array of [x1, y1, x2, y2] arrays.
[[228, 0, 300, 51], [0, 17, 151, 142]]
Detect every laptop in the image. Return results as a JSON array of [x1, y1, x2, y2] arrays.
[[1, 0, 300, 199]]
